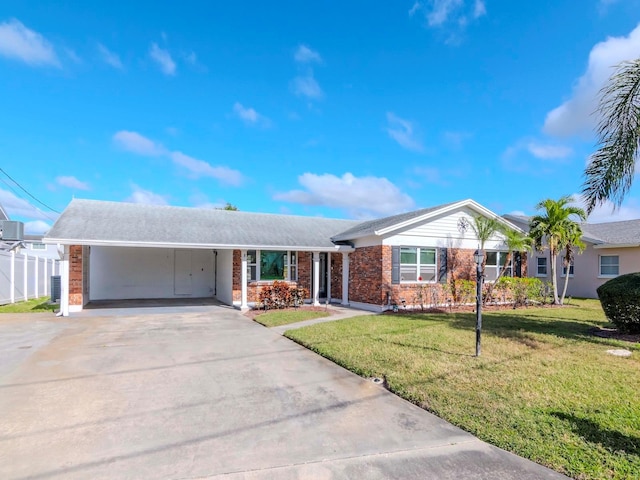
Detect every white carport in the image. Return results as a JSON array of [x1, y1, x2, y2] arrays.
[[45, 200, 358, 316]]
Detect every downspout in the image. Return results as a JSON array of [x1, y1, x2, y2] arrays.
[[213, 250, 218, 296]]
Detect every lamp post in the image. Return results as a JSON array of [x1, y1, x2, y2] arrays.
[[473, 249, 484, 357]]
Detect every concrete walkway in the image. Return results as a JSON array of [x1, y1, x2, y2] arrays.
[[271, 304, 372, 334], [0, 305, 568, 479]]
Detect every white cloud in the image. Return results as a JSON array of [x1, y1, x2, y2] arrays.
[[386, 112, 424, 152], [56, 176, 90, 191], [24, 220, 51, 234], [126, 184, 168, 205], [170, 152, 244, 186], [410, 0, 484, 30], [232, 102, 270, 126], [149, 42, 176, 75], [97, 43, 123, 70], [274, 172, 415, 218], [526, 142, 573, 160], [0, 188, 56, 222], [113, 130, 167, 156], [544, 24, 640, 137], [113, 130, 244, 186], [443, 130, 471, 149], [291, 74, 323, 99], [0, 18, 60, 67], [294, 45, 322, 64], [568, 194, 640, 223]]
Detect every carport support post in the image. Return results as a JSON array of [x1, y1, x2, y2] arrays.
[[240, 249, 248, 311], [341, 252, 349, 306], [313, 252, 321, 306]]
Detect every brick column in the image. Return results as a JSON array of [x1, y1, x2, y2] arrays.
[[69, 245, 84, 309]]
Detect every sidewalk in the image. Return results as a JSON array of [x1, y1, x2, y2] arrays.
[[271, 304, 374, 335]]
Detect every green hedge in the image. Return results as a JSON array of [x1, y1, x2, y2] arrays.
[[597, 272, 640, 333]]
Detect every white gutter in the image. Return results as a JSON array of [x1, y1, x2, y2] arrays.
[[593, 243, 640, 249], [43, 237, 355, 252]]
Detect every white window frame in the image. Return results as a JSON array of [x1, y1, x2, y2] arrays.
[[247, 250, 298, 282], [536, 257, 547, 277], [599, 255, 619, 278], [484, 251, 512, 282], [560, 262, 574, 277], [399, 246, 438, 283]]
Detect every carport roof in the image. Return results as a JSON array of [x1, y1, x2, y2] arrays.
[[44, 199, 361, 250]]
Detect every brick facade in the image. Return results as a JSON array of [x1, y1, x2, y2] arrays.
[[231, 249, 319, 304], [69, 245, 83, 306], [330, 252, 342, 300], [349, 245, 384, 305]]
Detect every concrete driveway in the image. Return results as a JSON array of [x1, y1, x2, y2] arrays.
[[0, 305, 568, 479]]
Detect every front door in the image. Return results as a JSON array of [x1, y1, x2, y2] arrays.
[[174, 250, 192, 295]]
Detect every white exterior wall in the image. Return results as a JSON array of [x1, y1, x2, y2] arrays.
[[90, 246, 216, 300], [531, 245, 640, 299], [382, 206, 508, 249], [214, 249, 233, 305]]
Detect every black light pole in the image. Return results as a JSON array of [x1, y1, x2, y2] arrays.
[[474, 249, 484, 357]]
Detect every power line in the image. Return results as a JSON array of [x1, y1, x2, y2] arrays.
[[0, 167, 60, 214], [0, 176, 58, 223]]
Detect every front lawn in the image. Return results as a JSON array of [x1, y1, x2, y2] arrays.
[[253, 308, 330, 327], [0, 297, 57, 313], [285, 299, 640, 480]]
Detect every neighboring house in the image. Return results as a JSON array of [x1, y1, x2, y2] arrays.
[[0, 202, 60, 304], [44, 198, 524, 315], [504, 214, 640, 299]]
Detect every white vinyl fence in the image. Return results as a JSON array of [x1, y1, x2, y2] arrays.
[[0, 251, 60, 305]]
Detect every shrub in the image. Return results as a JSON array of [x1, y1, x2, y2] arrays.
[[597, 273, 640, 333], [494, 277, 544, 307], [258, 281, 309, 310]]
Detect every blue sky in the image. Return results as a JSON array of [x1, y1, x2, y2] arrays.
[[2, 0, 640, 233]]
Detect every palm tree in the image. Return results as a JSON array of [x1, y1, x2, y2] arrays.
[[583, 59, 640, 212], [484, 227, 532, 304], [559, 224, 585, 305], [529, 196, 587, 305], [471, 216, 501, 275]]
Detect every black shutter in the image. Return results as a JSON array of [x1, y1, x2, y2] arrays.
[[438, 248, 448, 283], [514, 252, 522, 277], [391, 246, 400, 284]]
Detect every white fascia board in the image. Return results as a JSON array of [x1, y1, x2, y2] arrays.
[[374, 199, 524, 236], [593, 243, 640, 249], [43, 237, 354, 252]]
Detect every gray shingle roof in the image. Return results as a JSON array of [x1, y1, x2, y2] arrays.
[[331, 201, 459, 241], [45, 199, 361, 250], [582, 220, 640, 245], [502, 214, 640, 246]]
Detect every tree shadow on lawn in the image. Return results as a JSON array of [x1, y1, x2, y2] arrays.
[[550, 411, 640, 456], [437, 312, 618, 347]]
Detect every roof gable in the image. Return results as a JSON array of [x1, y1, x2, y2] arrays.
[[332, 199, 521, 241]]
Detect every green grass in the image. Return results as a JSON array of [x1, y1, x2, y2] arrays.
[[285, 299, 640, 480], [254, 309, 330, 327], [0, 297, 57, 313]]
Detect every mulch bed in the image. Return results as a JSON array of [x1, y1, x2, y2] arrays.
[[243, 306, 333, 320], [591, 327, 640, 344]]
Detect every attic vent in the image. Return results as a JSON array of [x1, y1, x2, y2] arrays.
[[0, 221, 24, 241]]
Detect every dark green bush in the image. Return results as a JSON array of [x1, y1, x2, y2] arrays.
[[597, 273, 640, 333]]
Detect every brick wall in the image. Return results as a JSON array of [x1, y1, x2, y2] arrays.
[[69, 245, 83, 306], [330, 252, 342, 299], [232, 250, 311, 304], [349, 245, 384, 305]]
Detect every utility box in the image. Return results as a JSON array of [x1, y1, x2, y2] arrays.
[[0, 221, 24, 241], [51, 275, 61, 303]]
